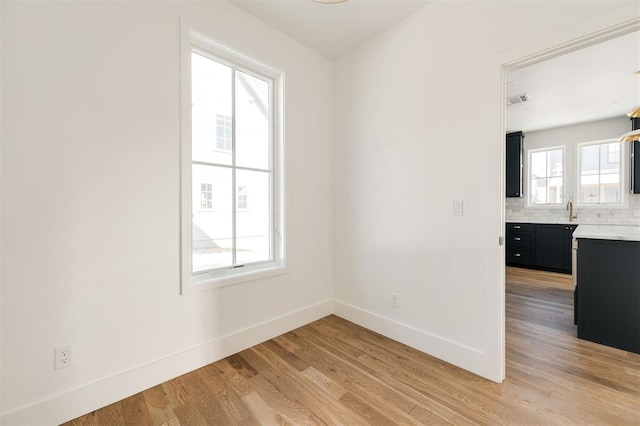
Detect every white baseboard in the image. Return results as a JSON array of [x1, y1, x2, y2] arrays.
[[332, 300, 492, 380], [1, 300, 333, 426]]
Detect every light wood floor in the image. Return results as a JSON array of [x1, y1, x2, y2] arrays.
[[66, 268, 639, 425]]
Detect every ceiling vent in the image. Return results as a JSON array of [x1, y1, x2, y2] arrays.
[[506, 93, 530, 106]]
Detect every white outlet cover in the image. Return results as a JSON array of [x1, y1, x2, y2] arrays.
[[54, 345, 74, 370], [452, 200, 464, 216]]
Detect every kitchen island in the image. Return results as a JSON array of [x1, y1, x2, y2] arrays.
[[573, 225, 640, 354]]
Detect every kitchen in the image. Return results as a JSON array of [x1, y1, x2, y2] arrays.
[[504, 30, 640, 354]]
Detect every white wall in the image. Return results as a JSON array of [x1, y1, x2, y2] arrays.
[[332, 0, 639, 382], [506, 117, 640, 224], [1, 1, 333, 423]]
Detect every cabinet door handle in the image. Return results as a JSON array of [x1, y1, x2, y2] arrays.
[[513, 225, 521, 229], [514, 237, 521, 241], [514, 253, 521, 257]]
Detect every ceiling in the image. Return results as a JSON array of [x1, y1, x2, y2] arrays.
[[228, 0, 433, 59], [228, 1, 638, 133], [506, 31, 640, 133]]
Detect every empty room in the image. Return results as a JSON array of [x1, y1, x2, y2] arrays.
[[1, 0, 639, 424]]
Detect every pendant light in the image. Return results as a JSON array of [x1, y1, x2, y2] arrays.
[[619, 129, 640, 142], [618, 70, 640, 142], [627, 106, 640, 118]]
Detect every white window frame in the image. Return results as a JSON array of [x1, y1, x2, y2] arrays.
[[576, 139, 626, 208], [526, 146, 565, 208], [180, 24, 286, 293]]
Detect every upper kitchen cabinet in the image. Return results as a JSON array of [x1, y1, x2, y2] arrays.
[[631, 118, 640, 194], [506, 131, 524, 197]]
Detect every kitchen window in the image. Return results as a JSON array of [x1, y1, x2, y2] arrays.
[[578, 140, 623, 206], [528, 147, 564, 206], [181, 28, 285, 292]]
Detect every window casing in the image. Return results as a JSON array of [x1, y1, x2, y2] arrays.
[[578, 140, 624, 206], [181, 28, 285, 292], [527, 147, 564, 206]]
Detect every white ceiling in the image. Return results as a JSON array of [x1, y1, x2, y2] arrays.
[[228, 0, 433, 59], [229, 1, 639, 133], [506, 31, 640, 133]]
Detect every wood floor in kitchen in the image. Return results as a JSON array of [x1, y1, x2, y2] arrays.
[[66, 267, 639, 425]]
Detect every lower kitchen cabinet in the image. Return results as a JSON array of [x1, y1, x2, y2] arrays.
[[536, 224, 576, 273], [506, 222, 576, 274], [577, 238, 640, 354], [506, 223, 535, 266]]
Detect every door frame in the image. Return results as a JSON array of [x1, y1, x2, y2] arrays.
[[484, 6, 640, 381]]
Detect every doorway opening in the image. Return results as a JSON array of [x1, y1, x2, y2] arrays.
[[500, 22, 639, 382]]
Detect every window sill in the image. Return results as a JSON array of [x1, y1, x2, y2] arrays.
[[182, 263, 288, 294]]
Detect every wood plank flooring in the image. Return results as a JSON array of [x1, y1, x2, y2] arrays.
[[66, 268, 640, 425]]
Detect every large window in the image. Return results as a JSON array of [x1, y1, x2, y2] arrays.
[[578, 140, 622, 205], [182, 30, 285, 291], [528, 147, 564, 205]]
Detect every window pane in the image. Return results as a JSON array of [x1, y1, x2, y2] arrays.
[[580, 183, 599, 204], [530, 177, 548, 204], [191, 52, 232, 165], [530, 152, 547, 178], [548, 177, 563, 203], [548, 149, 563, 176], [235, 169, 271, 265], [235, 71, 270, 170], [579, 142, 621, 205], [580, 144, 599, 173], [529, 148, 563, 205], [192, 164, 233, 272]]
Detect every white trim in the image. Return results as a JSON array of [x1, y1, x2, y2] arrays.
[[180, 20, 286, 294], [0, 300, 333, 426], [189, 263, 289, 291], [332, 301, 494, 378]]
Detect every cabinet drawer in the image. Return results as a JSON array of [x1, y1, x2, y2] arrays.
[[507, 248, 534, 265], [506, 223, 535, 233], [507, 232, 534, 248]]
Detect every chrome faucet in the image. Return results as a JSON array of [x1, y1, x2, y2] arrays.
[[566, 199, 577, 221]]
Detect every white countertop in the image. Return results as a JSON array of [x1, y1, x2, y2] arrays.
[[506, 219, 581, 225], [572, 225, 640, 242]]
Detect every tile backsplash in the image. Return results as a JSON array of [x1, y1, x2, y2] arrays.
[[506, 194, 640, 225]]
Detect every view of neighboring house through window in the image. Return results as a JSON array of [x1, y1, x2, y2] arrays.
[[237, 185, 248, 210], [185, 35, 283, 285], [200, 183, 213, 209], [529, 147, 564, 205], [578, 140, 622, 205], [215, 114, 232, 151]]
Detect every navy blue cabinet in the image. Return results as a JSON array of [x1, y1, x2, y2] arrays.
[[506, 222, 576, 274], [577, 238, 640, 354], [506, 132, 524, 197]]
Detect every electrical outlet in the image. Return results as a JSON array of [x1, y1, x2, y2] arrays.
[[391, 292, 400, 308], [54, 345, 74, 370], [452, 200, 464, 216]]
